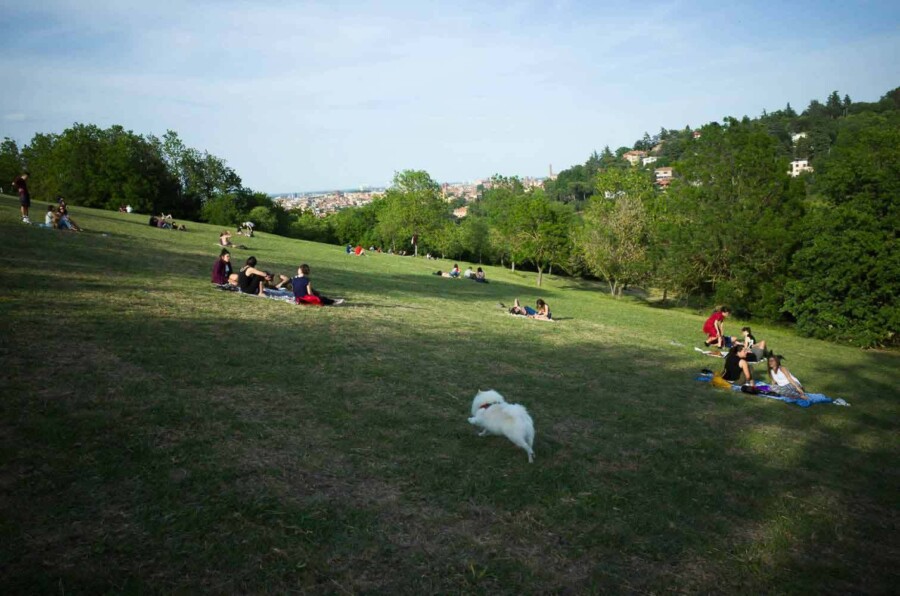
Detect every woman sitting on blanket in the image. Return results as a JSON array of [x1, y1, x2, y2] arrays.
[[292, 264, 343, 306], [766, 355, 807, 399], [510, 298, 551, 320], [237, 256, 290, 296], [211, 249, 238, 286], [721, 345, 755, 387]]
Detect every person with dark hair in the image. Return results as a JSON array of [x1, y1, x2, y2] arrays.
[[766, 355, 807, 399], [237, 256, 269, 295], [703, 306, 734, 348], [449, 264, 461, 278], [509, 298, 551, 320], [740, 326, 767, 360], [474, 267, 488, 283], [12, 172, 31, 223], [292, 264, 343, 306], [722, 345, 755, 386], [211, 249, 237, 286]]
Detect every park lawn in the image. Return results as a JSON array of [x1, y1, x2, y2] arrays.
[[0, 196, 897, 593]]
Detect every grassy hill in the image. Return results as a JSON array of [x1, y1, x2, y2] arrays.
[[1, 196, 897, 593]]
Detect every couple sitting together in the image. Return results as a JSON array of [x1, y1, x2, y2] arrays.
[[720, 346, 808, 399], [211, 250, 342, 306]]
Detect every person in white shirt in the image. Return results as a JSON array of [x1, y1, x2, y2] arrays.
[[766, 355, 807, 399]]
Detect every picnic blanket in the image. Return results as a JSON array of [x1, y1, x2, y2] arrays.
[[695, 373, 849, 408], [213, 284, 295, 303]]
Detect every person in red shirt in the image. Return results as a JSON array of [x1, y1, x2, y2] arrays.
[[702, 306, 734, 348], [12, 172, 31, 223]]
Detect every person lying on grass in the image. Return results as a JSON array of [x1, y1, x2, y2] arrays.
[[509, 298, 552, 320], [766, 355, 808, 399], [291, 264, 343, 306], [721, 345, 755, 387]]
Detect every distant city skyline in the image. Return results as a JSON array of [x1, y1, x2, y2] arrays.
[[2, 0, 898, 193]]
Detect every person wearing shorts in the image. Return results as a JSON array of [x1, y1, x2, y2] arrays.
[[13, 173, 31, 223]]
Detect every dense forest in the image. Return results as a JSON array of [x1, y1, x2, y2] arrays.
[[2, 88, 897, 346]]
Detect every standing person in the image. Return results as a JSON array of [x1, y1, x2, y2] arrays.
[[12, 172, 31, 223], [766, 355, 807, 399], [291, 264, 343, 306], [703, 306, 734, 348]]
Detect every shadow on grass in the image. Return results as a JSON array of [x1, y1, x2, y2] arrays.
[[1, 200, 898, 593]]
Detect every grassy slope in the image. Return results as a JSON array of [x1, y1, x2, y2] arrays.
[[0, 196, 897, 593]]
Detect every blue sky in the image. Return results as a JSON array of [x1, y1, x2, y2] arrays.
[[1, 0, 898, 192]]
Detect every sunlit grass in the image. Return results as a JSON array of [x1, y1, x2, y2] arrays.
[[0, 196, 897, 593]]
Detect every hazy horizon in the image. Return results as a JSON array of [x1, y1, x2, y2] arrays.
[[2, 0, 898, 193]]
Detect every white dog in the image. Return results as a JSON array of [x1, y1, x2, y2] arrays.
[[468, 389, 535, 463]]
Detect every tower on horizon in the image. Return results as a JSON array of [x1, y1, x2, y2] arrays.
[[549, 163, 554, 178]]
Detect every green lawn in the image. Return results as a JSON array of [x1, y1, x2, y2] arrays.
[[0, 196, 897, 593]]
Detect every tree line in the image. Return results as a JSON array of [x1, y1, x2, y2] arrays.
[[2, 88, 897, 346]]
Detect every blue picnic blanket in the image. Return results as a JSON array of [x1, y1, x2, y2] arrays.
[[695, 374, 836, 408]]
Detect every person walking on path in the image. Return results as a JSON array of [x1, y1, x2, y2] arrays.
[[12, 172, 31, 223]]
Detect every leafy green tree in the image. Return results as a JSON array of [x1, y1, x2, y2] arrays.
[[201, 193, 243, 226], [331, 200, 381, 246], [430, 221, 463, 259], [377, 170, 448, 256], [578, 168, 653, 296], [247, 205, 277, 233], [509, 189, 573, 286], [289, 209, 336, 244], [459, 215, 491, 263], [0, 138, 23, 193], [785, 111, 900, 346]]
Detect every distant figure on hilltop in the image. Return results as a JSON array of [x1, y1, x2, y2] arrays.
[[12, 172, 31, 224]]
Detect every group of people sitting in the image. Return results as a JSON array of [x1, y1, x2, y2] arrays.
[[149, 214, 186, 231], [40, 197, 81, 231], [211, 249, 343, 306], [703, 306, 808, 399], [433, 264, 488, 282]]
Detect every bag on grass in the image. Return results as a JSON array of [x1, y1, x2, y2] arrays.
[[710, 372, 732, 390]]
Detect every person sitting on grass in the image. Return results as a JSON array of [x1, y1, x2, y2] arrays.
[[237, 256, 288, 296], [449, 264, 461, 278], [219, 231, 233, 247], [474, 267, 488, 283], [291, 264, 343, 306], [463, 266, 474, 279], [57, 207, 81, 231], [766, 355, 808, 399], [509, 298, 552, 320], [40, 205, 56, 229], [740, 326, 768, 360], [703, 306, 734, 348], [721, 345, 755, 387], [211, 249, 238, 286]]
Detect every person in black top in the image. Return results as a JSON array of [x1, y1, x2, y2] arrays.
[[722, 345, 755, 386], [237, 256, 270, 295]]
